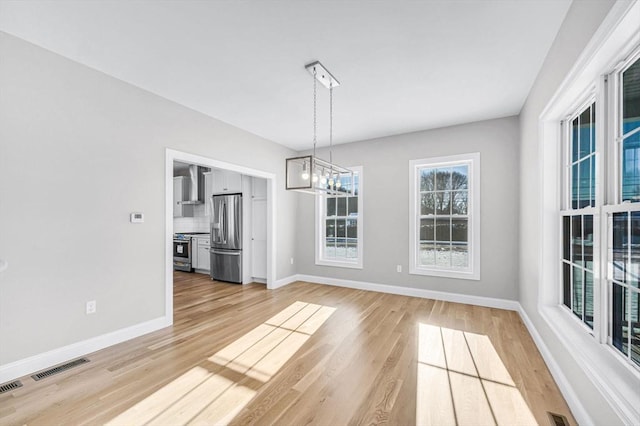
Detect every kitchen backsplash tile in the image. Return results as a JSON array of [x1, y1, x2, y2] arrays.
[[174, 204, 208, 233]]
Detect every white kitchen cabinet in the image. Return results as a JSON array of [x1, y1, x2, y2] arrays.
[[251, 197, 267, 280], [197, 243, 210, 272], [252, 176, 267, 199], [193, 236, 211, 273], [212, 169, 242, 194], [192, 241, 199, 269], [173, 176, 193, 218]]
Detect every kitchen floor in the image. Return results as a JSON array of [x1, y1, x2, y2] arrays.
[[0, 272, 575, 425]]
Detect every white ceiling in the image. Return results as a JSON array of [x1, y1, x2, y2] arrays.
[[0, 0, 572, 150]]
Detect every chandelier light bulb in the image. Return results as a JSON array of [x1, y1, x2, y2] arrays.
[[320, 176, 327, 184], [301, 171, 310, 180], [328, 178, 335, 186], [312, 173, 318, 183], [336, 180, 342, 188]]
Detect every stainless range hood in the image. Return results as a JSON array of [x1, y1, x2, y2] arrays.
[[179, 164, 206, 205]]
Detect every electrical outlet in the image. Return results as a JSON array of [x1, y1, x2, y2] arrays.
[[86, 300, 96, 315], [290, 257, 294, 265], [396, 264, 402, 273]]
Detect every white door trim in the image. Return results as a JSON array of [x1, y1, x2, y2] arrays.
[[165, 148, 277, 322]]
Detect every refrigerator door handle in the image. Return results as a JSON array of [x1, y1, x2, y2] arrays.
[[212, 197, 223, 245], [222, 202, 227, 244], [210, 249, 241, 256]]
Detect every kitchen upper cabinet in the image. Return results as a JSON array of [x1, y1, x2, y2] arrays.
[[173, 176, 194, 218], [252, 176, 267, 200], [212, 169, 242, 194]]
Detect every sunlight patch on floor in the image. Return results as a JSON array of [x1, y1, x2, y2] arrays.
[[106, 301, 335, 426], [416, 323, 538, 426], [209, 301, 335, 382]]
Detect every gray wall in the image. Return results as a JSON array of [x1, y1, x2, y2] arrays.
[[296, 117, 520, 300], [0, 32, 298, 365], [518, 1, 620, 424]]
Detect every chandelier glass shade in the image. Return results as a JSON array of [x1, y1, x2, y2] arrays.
[[286, 155, 354, 196]]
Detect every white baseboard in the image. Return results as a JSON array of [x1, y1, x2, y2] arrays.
[[0, 315, 170, 384], [517, 305, 592, 426], [269, 274, 300, 290], [295, 274, 520, 311]]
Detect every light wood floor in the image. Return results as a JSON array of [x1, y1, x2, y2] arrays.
[[0, 272, 576, 425]]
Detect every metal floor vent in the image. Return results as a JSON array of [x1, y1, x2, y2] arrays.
[[548, 412, 570, 426], [31, 357, 90, 381], [0, 380, 22, 394]]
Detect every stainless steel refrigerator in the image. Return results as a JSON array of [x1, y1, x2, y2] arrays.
[[209, 193, 242, 283]]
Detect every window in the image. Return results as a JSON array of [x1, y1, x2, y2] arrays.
[[561, 101, 596, 329], [559, 49, 640, 368], [409, 153, 480, 280], [606, 50, 640, 368], [316, 167, 362, 268]]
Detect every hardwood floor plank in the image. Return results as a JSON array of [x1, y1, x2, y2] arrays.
[[442, 327, 476, 377], [448, 371, 496, 426], [465, 331, 516, 387], [416, 364, 456, 426], [418, 323, 447, 368], [482, 379, 538, 426]]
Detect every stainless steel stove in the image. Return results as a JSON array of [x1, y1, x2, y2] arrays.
[[173, 232, 208, 272]]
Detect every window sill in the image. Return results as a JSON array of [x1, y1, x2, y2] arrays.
[[539, 305, 640, 424], [409, 266, 479, 281], [315, 259, 363, 270]]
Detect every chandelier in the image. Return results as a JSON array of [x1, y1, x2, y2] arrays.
[[285, 61, 355, 196]]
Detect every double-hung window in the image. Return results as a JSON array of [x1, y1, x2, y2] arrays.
[[560, 47, 640, 369], [409, 153, 480, 280], [316, 167, 362, 268]]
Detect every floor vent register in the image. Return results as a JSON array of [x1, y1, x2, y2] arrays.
[[0, 380, 23, 394], [547, 412, 570, 426], [31, 357, 90, 381]]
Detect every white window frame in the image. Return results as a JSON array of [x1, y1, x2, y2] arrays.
[[315, 166, 363, 269], [409, 153, 480, 280]]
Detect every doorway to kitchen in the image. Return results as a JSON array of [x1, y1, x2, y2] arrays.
[[165, 149, 277, 324]]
